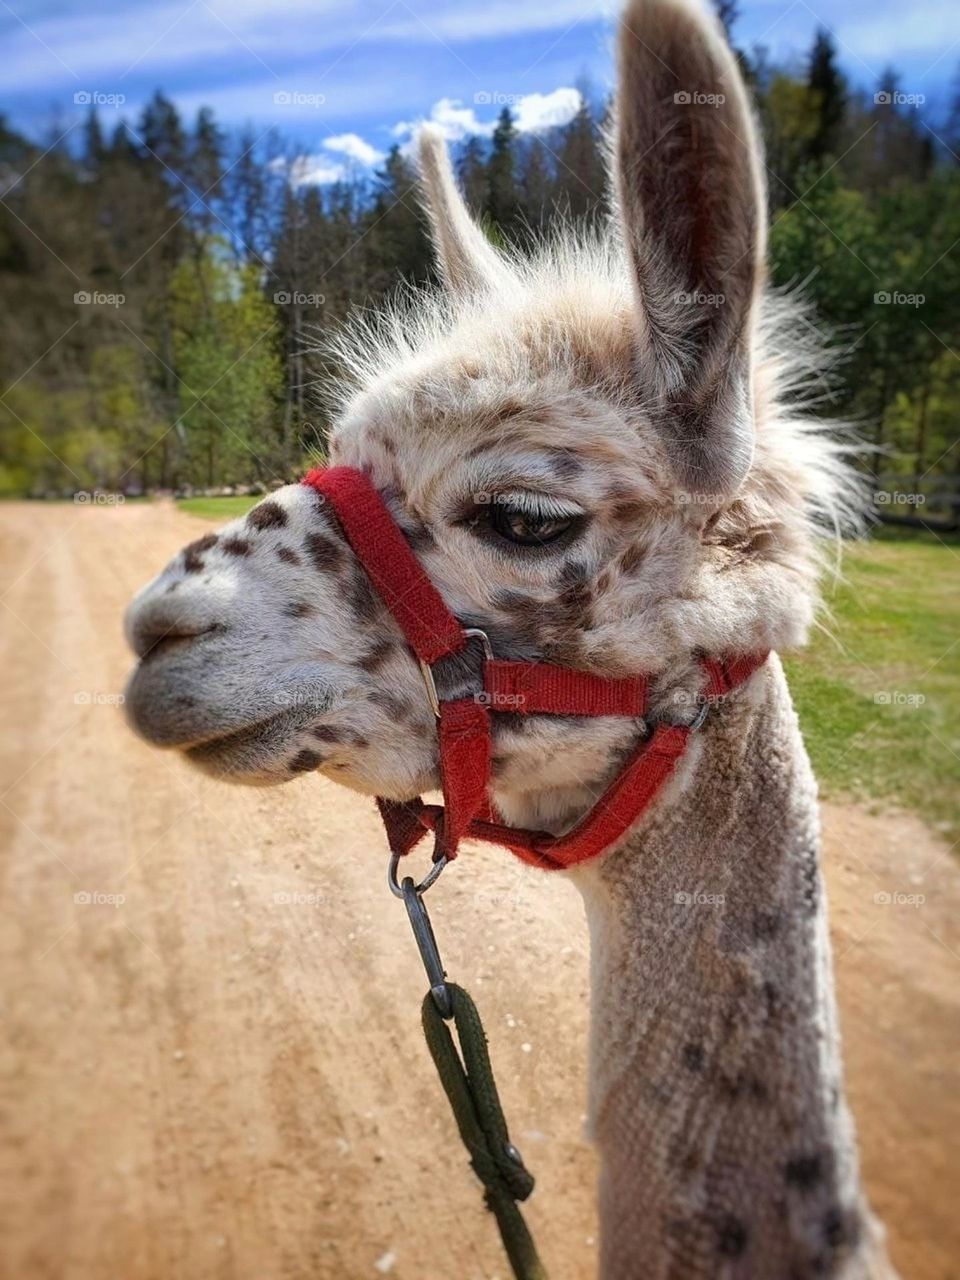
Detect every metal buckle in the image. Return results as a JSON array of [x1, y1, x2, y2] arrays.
[[388, 849, 447, 898], [417, 627, 493, 718]]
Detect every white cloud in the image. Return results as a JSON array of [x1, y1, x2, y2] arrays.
[[394, 87, 584, 145], [322, 132, 385, 166], [271, 131, 384, 188], [393, 97, 491, 143], [513, 87, 583, 132], [283, 154, 348, 185]]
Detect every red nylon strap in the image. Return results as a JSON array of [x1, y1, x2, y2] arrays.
[[477, 723, 690, 869], [437, 698, 491, 857], [375, 723, 690, 872], [303, 463, 768, 871], [483, 661, 647, 717], [701, 652, 769, 701], [303, 467, 464, 665]]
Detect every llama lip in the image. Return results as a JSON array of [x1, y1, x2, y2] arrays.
[[124, 656, 340, 752]]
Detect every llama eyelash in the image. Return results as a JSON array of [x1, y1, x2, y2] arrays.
[[489, 491, 585, 521]]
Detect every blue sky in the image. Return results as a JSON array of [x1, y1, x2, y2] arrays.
[[4, 0, 958, 180]]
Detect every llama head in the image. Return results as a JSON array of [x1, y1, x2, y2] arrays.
[[124, 0, 854, 823]]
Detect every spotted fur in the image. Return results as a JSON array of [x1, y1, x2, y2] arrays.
[[122, 2, 893, 1275]]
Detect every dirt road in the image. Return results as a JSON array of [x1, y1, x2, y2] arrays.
[[1, 499, 957, 1280]]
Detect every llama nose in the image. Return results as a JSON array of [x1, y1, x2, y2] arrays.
[[124, 579, 228, 660]]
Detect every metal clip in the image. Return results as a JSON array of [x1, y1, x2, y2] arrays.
[[399, 876, 453, 1018]]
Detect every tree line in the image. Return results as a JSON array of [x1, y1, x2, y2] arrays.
[[1, 13, 958, 513]]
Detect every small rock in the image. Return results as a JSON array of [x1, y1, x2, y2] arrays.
[[374, 1250, 396, 1273]]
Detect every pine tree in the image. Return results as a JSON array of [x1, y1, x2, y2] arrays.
[[457, 136, 487, 214], [555, 92, 605, 219], [137, 91, 186, 176], [807, 28, 846, 164], [486, 108, 519, 234], [187, 108, 224, 238], [83, 109, 106, 171], [714, 0, 738, 40], [520, 138, 553, 233], [369, 146, 432, 290]]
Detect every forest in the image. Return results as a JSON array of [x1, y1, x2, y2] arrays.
[[1, 9, 958, 525]]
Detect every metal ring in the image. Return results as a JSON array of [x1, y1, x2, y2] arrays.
[[648, 699, 710, 733], [688, 699, 710, 732], [388, 849, 448, 898], [417, 628, 494, 719]]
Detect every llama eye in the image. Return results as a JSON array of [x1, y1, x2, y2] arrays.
[[489, 503, 576, 546]]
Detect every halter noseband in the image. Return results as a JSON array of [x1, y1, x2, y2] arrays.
[[303, 467, 768, 872]]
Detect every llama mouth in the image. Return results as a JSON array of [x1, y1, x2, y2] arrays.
[[125, 652, 342, 752]]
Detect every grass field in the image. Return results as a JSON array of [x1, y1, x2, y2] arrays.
[[176, 495, 260, 519], [178, 497, 959, 841], [785, 530, 960, 842]]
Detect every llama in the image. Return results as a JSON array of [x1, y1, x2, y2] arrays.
[[123, 0, 898, 1274]]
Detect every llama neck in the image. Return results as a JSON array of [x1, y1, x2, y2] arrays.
[[571, 657, 891, 1280]]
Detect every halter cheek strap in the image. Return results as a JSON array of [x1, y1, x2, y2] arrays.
[[303, 466, 768, 872]]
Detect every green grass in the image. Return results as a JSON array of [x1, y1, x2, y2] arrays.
[[176, 494, 260, 519], [785, 531, 960, 842]]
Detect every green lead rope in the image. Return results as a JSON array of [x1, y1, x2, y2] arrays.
[[421, 983, 548, 1280]]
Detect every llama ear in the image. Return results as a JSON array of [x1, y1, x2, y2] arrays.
[[417, 125, 508, 295], [615, 0, 766, 497]]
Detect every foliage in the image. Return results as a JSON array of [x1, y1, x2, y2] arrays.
[[0, 23, 958, 506]]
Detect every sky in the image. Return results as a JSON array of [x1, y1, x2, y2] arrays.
[[3, 0, 958, 183]]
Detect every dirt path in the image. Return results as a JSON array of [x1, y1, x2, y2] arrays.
[[0, 500, 957, 1280]]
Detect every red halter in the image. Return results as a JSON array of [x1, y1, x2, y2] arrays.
[[303, 467, 768, 872]]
